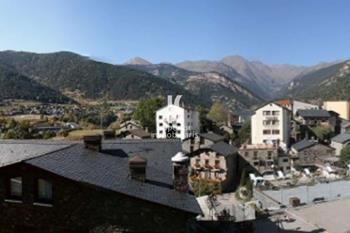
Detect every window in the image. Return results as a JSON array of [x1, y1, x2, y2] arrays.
[[177, 130, 181, 134], [272, 111, 279, 116], [159, 123, 163, 127], [263, 111, 271, 116], [253, 151, 258, 160], [159, 130, 163, 134], [158, 115, 163, 119], [263, 130, 271, 135], [177, 123, 181, 127], [8, 177, 22, 199], [244, 152, 248, 157], [272, 130, 280, 134], [36, 179, 53, 203]]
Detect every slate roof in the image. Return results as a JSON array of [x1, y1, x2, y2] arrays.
[[291, 140, 317, 151], [331, 133, 350, 144], [128, 129, 151, 138], [0, 139, 201, 214], [210, 142, 237, 157], [297, 109, 331, 118], [199, 133, 225, 143]]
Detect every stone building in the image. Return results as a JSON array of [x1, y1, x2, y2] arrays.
[[182, 132, 225, 153], [0, 138, 200, 233], [239, 144, 290, 174], [189, 142, 238, 192]]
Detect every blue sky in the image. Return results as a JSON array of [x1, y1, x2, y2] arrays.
[[0, 0, 349, 65]]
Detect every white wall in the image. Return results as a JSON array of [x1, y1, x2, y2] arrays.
[[251, 103, 290, 146]]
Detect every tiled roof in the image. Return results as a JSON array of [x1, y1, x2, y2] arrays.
[[297, 109, 331, 118], [210, 142, 237, 157], [332, 133, 350, 144], [291, 140, 317, 151], [199, 133, 225, 143], [0, 139, 201, 214]]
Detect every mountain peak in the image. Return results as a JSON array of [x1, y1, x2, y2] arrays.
[[124, 57, 152, 65]]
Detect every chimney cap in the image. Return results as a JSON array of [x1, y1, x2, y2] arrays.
[[129, 155, 147, 164], [171, 152, 188, 163]]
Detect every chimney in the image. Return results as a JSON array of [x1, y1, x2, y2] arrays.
[[174, 95, 182, 106], [129, 155, 147, 182], [167, 95, 173, 106], [103, 130, 115, 139], [83, 135, 102, 151], [171, 152, 189, 192]]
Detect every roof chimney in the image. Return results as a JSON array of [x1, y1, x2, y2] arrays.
[[171, 152, 189, 193], [129, 155, 147, 182], [103, 130, 115, 139], [174, 95, 182, 106], [167, 95, 173, 106], [83, 135, 102, 151]]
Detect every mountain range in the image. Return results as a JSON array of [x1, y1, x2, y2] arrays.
[[0, 50, 348, 113]]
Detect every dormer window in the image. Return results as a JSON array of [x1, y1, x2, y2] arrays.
[[7, 177, 22, 200], [36, 179, 53, 204]]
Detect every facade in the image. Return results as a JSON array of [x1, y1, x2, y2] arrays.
[[189, 142, 238, 191], [0, 139, 200, 233], [323, 101, 350, 121], [239, 144, 290, 174], [251, 102, 291, 149], [290, 140, 335, 167], [156, 95, 200, 140], [331, 133, 350, 155]]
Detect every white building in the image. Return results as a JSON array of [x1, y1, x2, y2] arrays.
[[156, 95, 200, 140], [276, 98, 319, 116], [251, 102, 291, 150]]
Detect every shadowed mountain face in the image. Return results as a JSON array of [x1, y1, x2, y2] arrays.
[[0, 51, 205, 106]]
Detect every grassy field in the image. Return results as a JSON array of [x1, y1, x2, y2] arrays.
[[66, 129, 104, 140]]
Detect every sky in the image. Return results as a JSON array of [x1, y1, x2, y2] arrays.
[[0, 0, 349, 66]]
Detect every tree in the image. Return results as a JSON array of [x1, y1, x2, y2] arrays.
[[133, 97, 164, 132], [340, 145, 350, 164], [310, 125, 333, 141], [237, 120, 251, 144], [207, 102, 228, 124]]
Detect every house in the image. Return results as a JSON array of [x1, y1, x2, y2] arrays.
[[156, 95, 200, 140], [239, 144, 290, 174], [0, 138, 201, 233], [295, 109, 331, 126], [182, 132, 225, 153], [323, 101, 350, 121], [341, 119, 350, 133], [118, 120, 142, 133], [124, 129, 151, 139], [189, 142, 238, 191], [331, 133, 350, 155], [276, 98, 319, 116], [290, 140, 335, 168], [251, 102, 291, 149]]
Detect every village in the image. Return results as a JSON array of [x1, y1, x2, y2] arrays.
[[2, 95, 350, 232]]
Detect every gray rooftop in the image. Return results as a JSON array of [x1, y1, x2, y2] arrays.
[[199, 133, 225, 143], [291, 139, 317, 151], [297, 109, 331, 118], [210, 141, 237, 157], [331, 133, 350, 144], [0, 139, 201, 214]]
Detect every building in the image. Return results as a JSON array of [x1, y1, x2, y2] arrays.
[[182, 132, 225, 153], [239, 144, 290, 174], [341, 119, 350, 133], [331, 133, 350, 155], [276, 98, 319, 116], [251, 102, 291, 149], [156, 95, 200, 140], [295, 109, 331, 126], [118, 120, 142, 134], [0, 138, 201, 233], [290, 140, 335, 168], [189, 142, 238, 191], [124, 129, 151, 139], [323, 101, 350, 121]]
